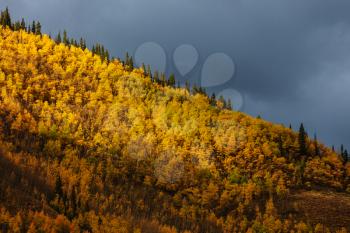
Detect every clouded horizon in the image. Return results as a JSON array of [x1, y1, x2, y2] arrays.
[[1, 0, 349, 150]]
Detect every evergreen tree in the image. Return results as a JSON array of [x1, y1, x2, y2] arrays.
[[153, 71, 159, 83], [161, 73, 166, 86], [31, 21, 36, 34], [79, 38, 86, 50], [185, 80, 190, 92], [278, 136, 285, 157], [227, 99, 232, 110], [70, 187, 77, 218], [298, 123, 307, 157], [55, 174, 63, 199], [218, 95, 225, 107], [1, 7, 12, 28], [129, 56, 134, 70], [124, 52, 129, 65], [63, 30, 69, 45], [341, 144, 344, 157], [20, 18, 26, 30], [35, 21, 41, 35], [314, 133, 320, 156], [13, 21, 20, 31], [141, 63, 146, 76], [105, 49, 110, 62], [55, 31, 62, 44], [168, 74, 176, 87], [210, 93, 216, 106], [344, 150, 348, 163], [124, 52, 134, 71], [192, 84, 199, 95], [147, 65, 152, 80]]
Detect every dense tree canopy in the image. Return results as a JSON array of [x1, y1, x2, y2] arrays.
[[0, 9, 349, 233]]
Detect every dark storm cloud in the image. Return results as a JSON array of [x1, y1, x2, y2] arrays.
[[1, 0, 350, 149]]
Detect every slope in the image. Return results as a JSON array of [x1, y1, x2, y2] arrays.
[[0, 27, 349, 232]]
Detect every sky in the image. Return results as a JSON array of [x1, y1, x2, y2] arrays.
[[1, 0, 350, 150]]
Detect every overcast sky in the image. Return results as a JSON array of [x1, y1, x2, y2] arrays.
[[1, 0, 350, 150]]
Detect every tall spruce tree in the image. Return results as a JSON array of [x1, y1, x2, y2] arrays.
[[55, 174, 63, 199], [1, 7, 12, 28], [210, 93, 216, 106], [35, 21, 41, 35], [227, 99, 232, 110], [314, 133, 320, 156], [168, 74, 176, 87], [20, 18, 26, 30], [147, 65, 152, 78], [161, 73, 166, 86], [31, 21, 36, 34], [185, 80, 190, 92], [63, 30, 69, 45], [298, 123, 307, 157], [341, 144, 344, 157], [344, 150, 348, 163], [56, 31, 62, 44]]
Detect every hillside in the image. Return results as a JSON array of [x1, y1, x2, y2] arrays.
[[0, 24, 349, 232]]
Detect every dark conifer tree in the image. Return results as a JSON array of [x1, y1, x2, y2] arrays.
[[341, 144, 344, 157], [56, 31, 62, 44], [161, 73, 166, 86], [31, 21, 36, 34], [105, 50, 110, 62], [129, 56, 134, 70], [1, 7, 12, 28], [344, 150, 348, 163], [141, 63, 146, 76], [192, 84, 199, 95], [227, 99, 232, 110], [124, 52, 130, 66], [35, 21, 41, 35], [79, 38, 86, 50], [70, 187, 77, 218], [210, 93, 216, 106], [185, 80, 190, 92], [63, 30, 69, 45], [13, 21, 20, 31], [314, 133, 320, 156], [168, 74, 176, 87], [147, 65, 152, 80], [20, 18, 26, 30], [218, 95, 225, 107], [55, 174, 63, 199], [153, 71, 159, 83], [278, 136, 285, 156], [298, 123, 307, 157]]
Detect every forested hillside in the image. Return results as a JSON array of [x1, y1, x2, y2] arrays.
[[0, 9, 349, 233]]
